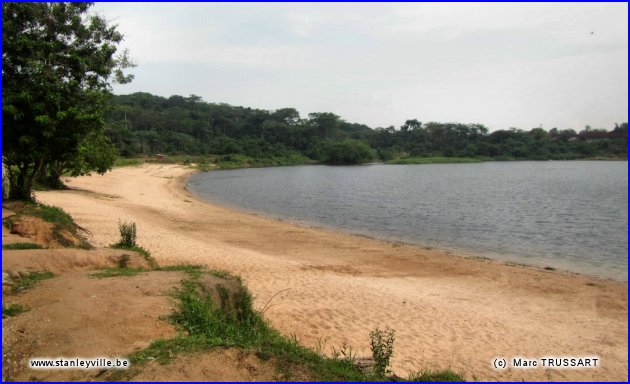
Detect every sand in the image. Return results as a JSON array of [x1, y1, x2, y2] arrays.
[[35, 163, 628, 381]]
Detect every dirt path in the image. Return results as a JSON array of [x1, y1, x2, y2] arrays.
[[34, 164, 628, 381]]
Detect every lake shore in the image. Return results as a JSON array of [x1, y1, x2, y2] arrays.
[[36, 163, 627, 381]]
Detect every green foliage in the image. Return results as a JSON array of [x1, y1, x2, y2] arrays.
[[113, 157, 144, 167], [110, 243, 158, 269], [388, 156, 485, 165], [29, 203, 74, 227], [321, 140, 376, 165], [369, 327, 396, 377], [103, 92, 626, 167], [4, 202, 90, 249], [2, 304, 27, 319], [91, 268, 148, 278], [2, 2, 134, 199], [408, 369, 465, 382], [117, 220, 137, 247], [2, 242, 44, 250], [10, 271, 55, 294], [117, 254, 131, 269]]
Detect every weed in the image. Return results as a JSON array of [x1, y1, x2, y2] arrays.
[[2, 243, 44, 250], [91, 268, 148, 278], [117, 254, 131, 269], [117, 220, 137, 247], [2, 304, 27, 318], [10, 271, 54, 293], [110, 244, 158, 269], [369, 327, 396, 377], [408, 368, 465, 382]]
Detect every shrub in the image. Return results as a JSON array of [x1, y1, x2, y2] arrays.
[[369, 326, 395, 377], [117, 220, 137, 247], [117, 254, 131, 269]]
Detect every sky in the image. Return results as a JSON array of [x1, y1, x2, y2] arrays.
[[93, 2, 628, 131]]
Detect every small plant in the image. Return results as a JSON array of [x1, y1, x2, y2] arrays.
[[369, 326, 396, 377], [408, 368, 465, 382], [331, 340, 355, 363], [92, 268, 147, 278], [2, 242, 44, 250], [117, 220, 137, 247], [10, 271, 55, 294], [2, 304, 27, 318], [117, 254, 131, 269]]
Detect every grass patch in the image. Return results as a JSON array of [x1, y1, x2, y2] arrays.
[[91, 268, 149, 278], [114, 157, 145, 167], [158, 264, 204, 278], [2, 242, 44, 250], [408, 369, 465, 382], [388, 156, 484, 165], [10, 271, 55, 294], [3, 201, 92, 249], [2, 304, 28, 319], [110, 244, 158, 269]]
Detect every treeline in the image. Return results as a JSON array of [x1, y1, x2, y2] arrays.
[[104, 92, 627, 164]]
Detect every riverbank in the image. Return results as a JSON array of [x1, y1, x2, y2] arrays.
[[36, 163, 628, 381]]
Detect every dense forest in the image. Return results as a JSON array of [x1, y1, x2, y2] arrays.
[[104, 92, 627, 165]]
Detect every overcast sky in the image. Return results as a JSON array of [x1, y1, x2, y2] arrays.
[[94, 2, 628, 131]]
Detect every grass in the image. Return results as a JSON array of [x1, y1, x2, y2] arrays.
[[408, 369, 466, 382], [2, 242, 44, 250], [10, 271, 55, 294], [113, 267, 465, 382], [2, 304, 28, 319], [3, 201, 92, 249], [113, 157, 145, 167], [91, 268, 149, 278], [110, 243, 159, 269], [388, 156, 485, 165]]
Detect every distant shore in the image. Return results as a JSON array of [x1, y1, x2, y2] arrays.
[[37, 163, 628, 381]]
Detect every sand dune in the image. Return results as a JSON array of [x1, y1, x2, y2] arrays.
[[36, 164, 628, 381]]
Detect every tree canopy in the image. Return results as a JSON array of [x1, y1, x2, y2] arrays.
[[2, 2, 133, 199], [102, 92, 627, 165]]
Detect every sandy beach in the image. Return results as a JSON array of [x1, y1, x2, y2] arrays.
[[35, 163, 627, 381]]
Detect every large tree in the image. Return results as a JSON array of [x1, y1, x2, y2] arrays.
[[2, 2, 133, 199]]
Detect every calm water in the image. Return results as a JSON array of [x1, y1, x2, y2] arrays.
[[188, 161, 628, 281]]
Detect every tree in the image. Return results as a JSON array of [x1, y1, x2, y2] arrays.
[[2, 2, 134, 199]]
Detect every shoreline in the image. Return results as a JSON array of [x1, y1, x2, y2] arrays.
[[35, 163, 628, 381], [184, 165, 626, 283]]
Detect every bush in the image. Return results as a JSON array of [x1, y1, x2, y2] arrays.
[[369, 327, 395, 377], [117, 220, 137, 247], [321, 140, 376, 165]]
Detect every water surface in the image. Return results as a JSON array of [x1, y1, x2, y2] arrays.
[[188, 161, 628, 280]]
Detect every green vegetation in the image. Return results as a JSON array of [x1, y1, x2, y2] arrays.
[[9, 271, 55, 294], [117, 220, 137, 248], [2, 2, 134, 199], [2, 202, 91, 249], [110, 243, 158, 270], [92, 268, 148, 278], [2, 304, 27, 319], [408, 369, 465, 382], [108, 219, 159, 269], [369, 327, 396, 376], [388, 156, 485, 165], [113, 157, 144, 167], [2, 243, 44, 250], [321, 140, 376, 165], [103, 92, 626, 171]]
